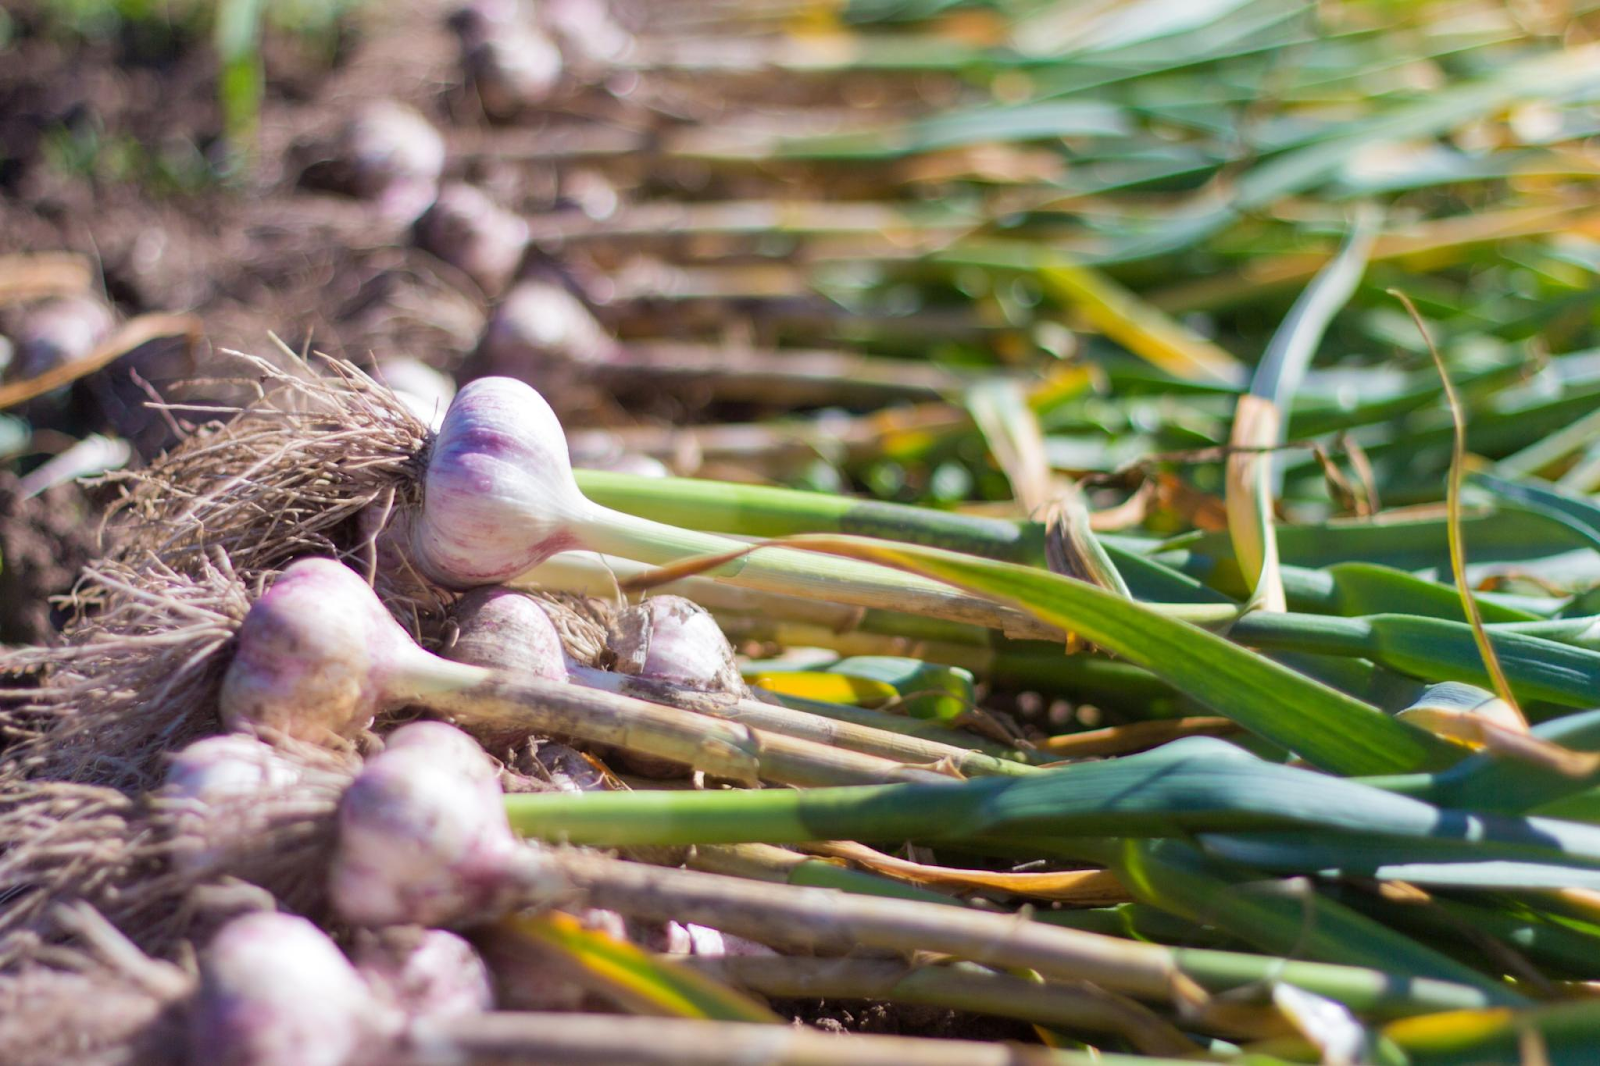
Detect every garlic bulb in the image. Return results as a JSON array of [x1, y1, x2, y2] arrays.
[[167, 734, 303, 799], [353, 928, 494, 1025], [219, 558, 458, 742], [406, 375, 1036, 647], [12, 295, 113, 379], [446, 586, 570, 682], [411, 377, 588, 587], [449, 0, 563, 119], [330, 721, 523, 927], [164, 735, 304, 874], [476, 278, 618, 381], [339, 101, 445, 224], [609, 595, 747, 696], [189, 912, 398, 1066], [415, 184, 529, 297]]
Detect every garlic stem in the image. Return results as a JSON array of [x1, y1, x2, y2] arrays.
[[571, 502, 1063, 640], [222, 559, 946, 787]]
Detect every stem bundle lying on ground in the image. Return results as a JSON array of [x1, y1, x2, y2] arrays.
[[224, 557, 949, 787]]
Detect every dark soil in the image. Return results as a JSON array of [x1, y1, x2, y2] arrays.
[[0, 475, 99, 645]]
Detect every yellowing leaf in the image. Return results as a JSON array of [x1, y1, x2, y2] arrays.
[[1037, 254, 1242, 385], [746, 671, 899, 706], [807, 840, 1130, 903], [497, 912, 781, 1023]]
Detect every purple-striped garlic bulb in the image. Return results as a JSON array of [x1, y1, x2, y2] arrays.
[[475, 277, 619, 380], [189, 912, 399, 1066], [330, 721, 528, 928], [608, 595, 747, 696], [409, 377, 589, 587], [338, 101, 445, 224], [415, 184, 529, 297], [219, 558, 479, 743]]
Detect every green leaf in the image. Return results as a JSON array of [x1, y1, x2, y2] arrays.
[[767, 534, 1453, 773], [1227, 209, 1379, 610], [820, 656, 976, 721], [507, 737, 1490, 848], [1469, 470, 1600, 555], [1112, 839, 1518, 1001]]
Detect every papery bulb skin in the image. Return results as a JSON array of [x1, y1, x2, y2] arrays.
[[415, 184, 529, 297], [609, 595, 747, 696], [447, 587, 569, 682], [536, 740, 610, 792], [330, 721, 522, 927], [477, 279, 617, 380], [414, 376, 586, 587], [353, 928, 494, 1024], [340, 102, 445, 224], [219, 559, 420, 742], [14, 295, 114, 379], [189, 912, 398, 1066]]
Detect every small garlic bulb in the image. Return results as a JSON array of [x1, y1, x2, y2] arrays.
[[609, 596, 747, 696], [164, 734, 304, 875], [12, 295, 114, 379], [476, 278, 618, 381], [449, 0, 563, 119], [353, 928, 494, 1024], [339, 101, 445, 224], [446, 586, 570, 682], [415, 184, 529, 297], [189, 912, 399, 1066], [330, 721, 523, 927]]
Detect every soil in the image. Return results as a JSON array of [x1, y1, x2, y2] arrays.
[[0, 0, 475, 637], [0, 475, 100, 645], [0, 1, 471, 366], [775, 998, 1042, 1044]]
